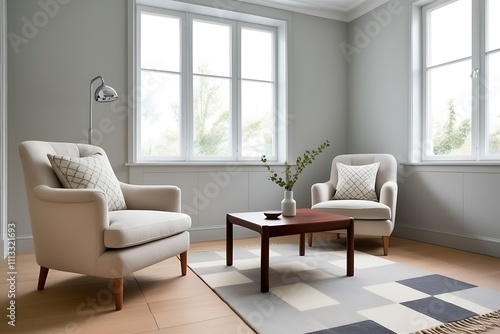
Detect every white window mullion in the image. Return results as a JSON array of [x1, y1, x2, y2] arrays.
[[422, 3, 432, 160], [135, 9, 142, 163], [185, 14, 194, 161], [470, 0, 480, 160], [271, 27, 278, 161], [235, 23, 241, 160], [482, 0, 500, 159]]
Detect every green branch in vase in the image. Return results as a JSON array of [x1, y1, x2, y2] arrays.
[[261, 140, 330, 191]]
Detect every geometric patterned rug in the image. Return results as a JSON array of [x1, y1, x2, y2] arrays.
[[188, 242, 500, 334]]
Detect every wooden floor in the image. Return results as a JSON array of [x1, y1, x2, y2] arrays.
[[1, 235, 500, 334]]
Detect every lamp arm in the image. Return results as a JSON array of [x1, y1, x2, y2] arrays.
[[91, 75, 104, 87], [88, 75, 118, 145], [89, 76, 103, 145]]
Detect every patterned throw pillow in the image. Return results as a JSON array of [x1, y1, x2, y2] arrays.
[[47, 153, 127, 211], [333, 162, 380, 201]]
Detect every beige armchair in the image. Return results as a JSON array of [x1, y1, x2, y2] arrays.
[[19, 141, 191, 310], [310, 154, 397, 255]]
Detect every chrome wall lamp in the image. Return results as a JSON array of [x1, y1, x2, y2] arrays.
[[89, 76, 118, 144]]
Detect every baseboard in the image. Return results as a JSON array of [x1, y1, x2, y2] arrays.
[[393, 225, 500, 258]]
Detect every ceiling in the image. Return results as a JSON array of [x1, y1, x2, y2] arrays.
[[237, 0, 391, 22]]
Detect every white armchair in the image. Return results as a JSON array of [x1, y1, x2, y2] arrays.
[[310, 154, 397, 255], [19, 141, 191, 310]]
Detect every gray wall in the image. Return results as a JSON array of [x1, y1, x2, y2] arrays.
[[347, 0, 408, 157], [7, 0, 129, 252], [287, 11, 348, 206], [347, 0, 500, 257], [6, 0, 348, 251]]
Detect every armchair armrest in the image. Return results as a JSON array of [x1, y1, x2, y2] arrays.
[[33, 184, 107, 204], [311, 182, 334, 206], [30, 185, 109, 275], [379, 181, 398, 220], [120, 182, 181, 212]]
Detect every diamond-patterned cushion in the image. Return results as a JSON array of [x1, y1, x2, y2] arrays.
[[47, 153, 127, 211], [333, 162, 380, 201]]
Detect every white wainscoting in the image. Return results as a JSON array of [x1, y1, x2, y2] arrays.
[[129, 164, 286, 241], [395, 164, 500, 258]]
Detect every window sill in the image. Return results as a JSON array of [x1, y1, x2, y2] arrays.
[[126, 162, 287, 167], [400, 161, 500, 173], [401, 161, 500, 166], [125, 161, 290, 172]]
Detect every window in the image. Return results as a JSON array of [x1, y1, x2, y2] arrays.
[[412, 0, 500, 162], [134, 4, 285, 162]]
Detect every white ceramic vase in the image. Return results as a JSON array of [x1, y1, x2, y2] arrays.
[[281, 190, 296, 216]]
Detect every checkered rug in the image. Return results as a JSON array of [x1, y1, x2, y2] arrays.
[[188, 242, 500, 334]]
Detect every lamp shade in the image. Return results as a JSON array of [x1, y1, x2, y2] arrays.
[[94, 82, 118, 102]]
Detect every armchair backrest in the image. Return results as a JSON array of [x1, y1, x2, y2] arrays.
[[19, 140, 107, 190], [329, 154, 397, 197]]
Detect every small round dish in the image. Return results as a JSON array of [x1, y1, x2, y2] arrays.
[[264, 211, 281, 219]]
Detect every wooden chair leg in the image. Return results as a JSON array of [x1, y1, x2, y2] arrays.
[[382, 236, 389, 256], [180, 251, 188, 276], [37, 266, 49, 290], [113, 277, 123, 311]]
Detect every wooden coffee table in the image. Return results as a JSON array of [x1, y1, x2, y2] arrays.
[[226, 208, 354, 292]]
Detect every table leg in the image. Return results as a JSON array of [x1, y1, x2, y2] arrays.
[[299, 233, 305, 256], [226, 218, 233, 266], [346, 218, 354, 276], [261, 227, 270, 292]]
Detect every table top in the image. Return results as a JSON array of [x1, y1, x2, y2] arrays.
[[227, 208, 352, 236]]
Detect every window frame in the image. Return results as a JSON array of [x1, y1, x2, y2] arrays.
[[410, 0, 498, 163], [130, 0, 288, 164]]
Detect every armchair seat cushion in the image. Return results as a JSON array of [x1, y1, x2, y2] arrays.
[[312, 200, 391, 220], [105, 210, 191, 248]]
